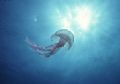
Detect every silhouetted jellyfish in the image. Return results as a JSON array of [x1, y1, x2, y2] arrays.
[[26, 29, 74, 57]]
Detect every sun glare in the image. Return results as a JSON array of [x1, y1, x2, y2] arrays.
[[75, 7, 92, 31], [56, 5, 100, 37], [61, 17, 71, 28]]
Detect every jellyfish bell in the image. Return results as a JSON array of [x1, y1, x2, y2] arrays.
[[51, 29, 74, 49]]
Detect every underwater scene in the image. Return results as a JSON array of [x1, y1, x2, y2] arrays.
[[0, 0, 120, 84]]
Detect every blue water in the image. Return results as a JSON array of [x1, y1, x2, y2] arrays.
[[0, 0, 120, 84]]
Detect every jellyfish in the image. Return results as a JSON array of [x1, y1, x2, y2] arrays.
[[26, 29, 74, 57]]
